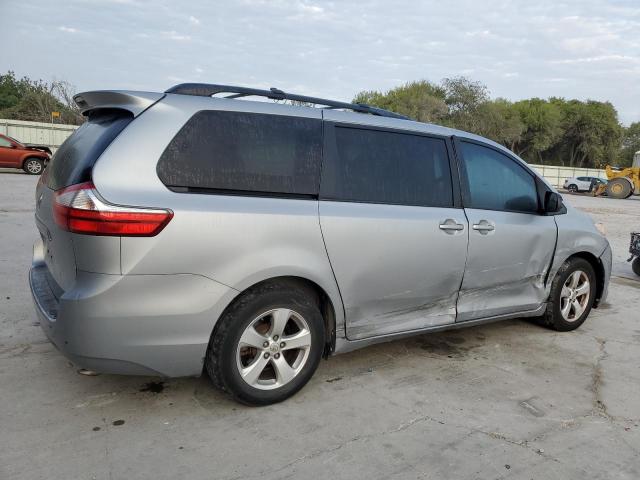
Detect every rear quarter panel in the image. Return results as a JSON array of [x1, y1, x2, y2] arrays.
[[90, 94, 345, 338]]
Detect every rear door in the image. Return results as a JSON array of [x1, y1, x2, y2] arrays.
[[576, 177, 590, 190], [319, 124, 468, 340], [454, 139, 557, 321]]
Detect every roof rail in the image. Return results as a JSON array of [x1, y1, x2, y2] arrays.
[[165, 83, 409, 120]]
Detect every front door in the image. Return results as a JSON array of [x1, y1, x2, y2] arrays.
[[319, 123, 468, 340], [454, 139, 557, 321], [0, 136, 21, 168]]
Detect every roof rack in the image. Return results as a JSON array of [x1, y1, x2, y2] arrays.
[[165, 83, 409, 120]]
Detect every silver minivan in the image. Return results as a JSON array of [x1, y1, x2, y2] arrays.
[[30, 84, 611, 405]]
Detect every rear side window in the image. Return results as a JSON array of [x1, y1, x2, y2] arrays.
[[157, 111, 322, 196], [321, 126, 453, 207], [459, 141, 538, 213], [47, 109, 133, 191]]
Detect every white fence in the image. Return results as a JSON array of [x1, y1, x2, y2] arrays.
[[529, 164, 607, 188], [0, 118, 78, 154]]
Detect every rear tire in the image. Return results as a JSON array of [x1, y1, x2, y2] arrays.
[[205, 281, 325, 406], [567, 184, 578, 193], [23, 158, 44, 175], [540, 257, 596, 332], [606, 178, 633, 199], [632, 257, 640, 276]]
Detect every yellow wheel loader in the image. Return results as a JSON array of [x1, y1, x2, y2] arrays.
[[601, 151, 640, 199]]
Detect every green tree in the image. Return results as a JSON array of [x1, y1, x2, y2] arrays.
[[551, 99, 622, 168], [620, 122, 640, 167], [473, 99, 524, 148], [352, 77, 628, 169], [0, 71, 83, 124], [354, 80, 448, 123], [441, 76, 489, 132], [512, 98, 562, 163], [0, 71, 24, 110]]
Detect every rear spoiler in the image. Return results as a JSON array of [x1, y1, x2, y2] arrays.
[[73, 90, 165, 117]]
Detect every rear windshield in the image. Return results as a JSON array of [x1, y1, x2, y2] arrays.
[[47, 109, 133, 190]]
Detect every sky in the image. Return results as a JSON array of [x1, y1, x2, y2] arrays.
[[1, 0, 639, 124]]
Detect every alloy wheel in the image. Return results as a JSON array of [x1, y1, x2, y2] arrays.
[[236, 308, 312, 390], [26, 160, 42, 174], [560, 270, 590, 321]]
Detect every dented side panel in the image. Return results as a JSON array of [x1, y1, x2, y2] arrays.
[[546, 204, 610, 303], [457, 208, 557, 321], [319, 201, 468, 340]]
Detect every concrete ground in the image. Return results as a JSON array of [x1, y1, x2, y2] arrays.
[[1, 170, 639, 480]]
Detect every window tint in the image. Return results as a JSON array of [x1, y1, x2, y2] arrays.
[[47, 109, 133, 190], [157, 111, 322, 196], [0, 137, 12, 147], [321, 127, 453, 207], [459, 141, 538, 213], [577, 177, 588, 181]]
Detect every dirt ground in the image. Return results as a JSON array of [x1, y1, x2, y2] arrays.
[[1, 171, 639, 480]]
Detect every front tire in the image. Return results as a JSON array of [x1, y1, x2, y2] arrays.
[[23, 158, 44, 175], [205, 281, 325, 405], [540, 258, 596, 331]]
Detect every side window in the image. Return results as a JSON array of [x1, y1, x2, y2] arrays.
[[0, 137, 12, 148], [459, 141, 539, 213], [577, 177, 588, 181], [157, 111, 322, 196], [321, 126, 453, 207]]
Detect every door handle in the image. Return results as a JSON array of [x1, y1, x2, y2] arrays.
[[439, 219, 465, 232], [472, 221, 495, 234]]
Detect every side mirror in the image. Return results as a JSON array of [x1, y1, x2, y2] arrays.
[[544, 191, 564, 214]]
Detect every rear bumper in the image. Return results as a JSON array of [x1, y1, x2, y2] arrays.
[[29, 252, 237, 377]]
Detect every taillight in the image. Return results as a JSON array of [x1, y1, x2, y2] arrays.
[[53, 182, 173, 236]]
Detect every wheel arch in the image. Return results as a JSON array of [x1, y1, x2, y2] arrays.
[[560, 251, 606, 307], [21, 155, 46, 168], [213, 275, 338, 356]]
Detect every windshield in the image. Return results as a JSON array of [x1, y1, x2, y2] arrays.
[[5, 135, 23, 146]]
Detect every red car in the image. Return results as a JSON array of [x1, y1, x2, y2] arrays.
[[0, 133, 51, 175]]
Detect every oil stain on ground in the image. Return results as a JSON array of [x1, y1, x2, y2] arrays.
[[139, 381, 166, 393]]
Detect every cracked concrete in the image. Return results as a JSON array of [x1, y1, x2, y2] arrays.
[[1, 173, 640, 479], [591, 338, 610, 418]]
